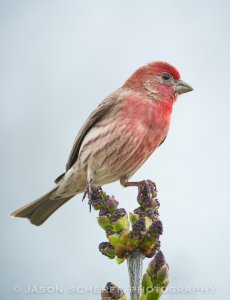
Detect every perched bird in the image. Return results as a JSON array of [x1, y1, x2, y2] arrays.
[[10, 61, 193, 226]]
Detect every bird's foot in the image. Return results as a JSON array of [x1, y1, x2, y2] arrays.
[[82, 184, 103, 212], [121, 179, 157, 199]]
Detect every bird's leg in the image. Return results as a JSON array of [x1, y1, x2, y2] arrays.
[[120, 178, 157, 196], [82, 183, 103, 212], [82, 184, 93, 212]]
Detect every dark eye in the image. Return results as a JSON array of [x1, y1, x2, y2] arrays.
[[162, 73, 171, 81]]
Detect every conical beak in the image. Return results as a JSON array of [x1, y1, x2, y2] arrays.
[[174, 80, 193, 95]]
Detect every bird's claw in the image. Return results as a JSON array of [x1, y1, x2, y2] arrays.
[[82, 185, 93, 212], [123, 179, 157, 200], [137, 180, 157, 200], [82, 184, 103, 212]]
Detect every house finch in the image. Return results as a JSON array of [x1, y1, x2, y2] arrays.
[[10, 61, 193, 225]]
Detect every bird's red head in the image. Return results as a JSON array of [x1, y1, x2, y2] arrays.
[[123, 61, 192, 103]]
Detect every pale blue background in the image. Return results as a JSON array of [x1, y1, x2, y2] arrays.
[[1, 0, 229, 299]]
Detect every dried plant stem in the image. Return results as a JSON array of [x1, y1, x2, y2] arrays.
[[127, 250, 145, 300]]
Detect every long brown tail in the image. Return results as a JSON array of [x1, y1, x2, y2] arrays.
[[10, 186, 73, 226]]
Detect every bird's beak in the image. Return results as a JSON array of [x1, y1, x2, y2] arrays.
[[174, 80, 193, 95]]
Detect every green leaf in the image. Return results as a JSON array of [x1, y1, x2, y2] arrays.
[[97, 216, 113, 230], [101, 192, 107, 202]]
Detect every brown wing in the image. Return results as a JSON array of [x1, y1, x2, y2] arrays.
[[55, 93, 119, 183]]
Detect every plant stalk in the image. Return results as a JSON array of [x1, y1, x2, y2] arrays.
[[127, 250, 145, 300]]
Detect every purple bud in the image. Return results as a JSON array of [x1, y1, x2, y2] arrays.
[[133, 207, 145, 217], [99, 208, 110, 216], [105, 228, 114, 237], [137, 181, 158, 208], [132, 217, 146, 232], [145, 208, 155, 218], [155, 198, 160, 207], [91, 198, 104, 210], [99, 242, 115, 259], [104, 282, 125, 299], [149, 250, 166, 273], [105, 195, 119, 213], [155, 251, 166, 271], [154, 240, 161, 251], [138, 194, 152, 208], [149, 198, 160, 210], [144, 248, 157, 258], [131, 217, 146, 238], [104, 282, 114, 296], [149, 220, 163, 237], [111, 208, 127, 222], [99, 242, 111, 251]]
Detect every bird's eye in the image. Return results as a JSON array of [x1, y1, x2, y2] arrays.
[[162, 73, 171, 81]]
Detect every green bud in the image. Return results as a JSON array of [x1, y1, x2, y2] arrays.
[[129, 212, 139, 224], [149, 200, 157, 210], [101, 290, 110, 298], [99, 242, 116, 259], [91, 199, 104, 210], [142, 235, 157, 248], [116, 257, 125, 264], [142, 273, 153, 291], [108, 233, 121, 247], [143, 251, 169, 299], [145, 288, 162, 300], [143, 246, 158, 259], [145, 216, 153, 229], [113, 216, 130, 232], [97, 216, 113, 230], [115, 244, 126, 258], [128, 235, 140, 247], [113, 286, 125, 299], [119, 230, 129, 244], [156, 264, 169, 283]]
